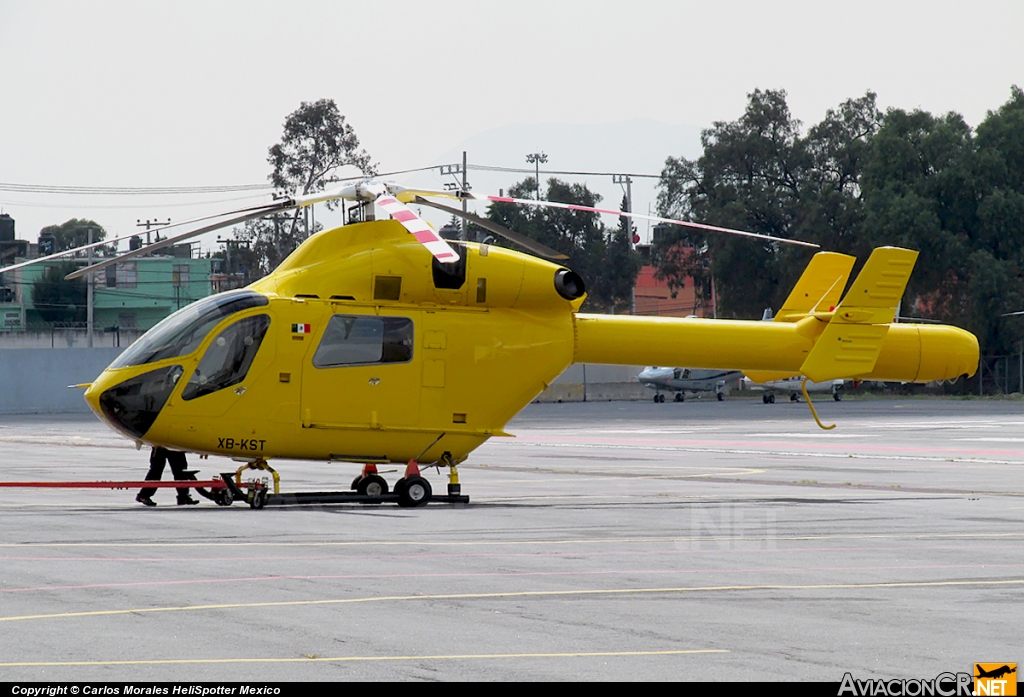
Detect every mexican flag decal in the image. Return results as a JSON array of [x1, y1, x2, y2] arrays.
[[292, 323, 311, 334]]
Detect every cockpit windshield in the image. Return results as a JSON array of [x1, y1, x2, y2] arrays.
[[108, 290, 269, 369]]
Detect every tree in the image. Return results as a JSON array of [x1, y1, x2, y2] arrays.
[[657, 85, 1024, 367], [656, 90, 883, 318], [38, 219, 107, 252], [487, 179, 640, 313], [858, 88, 1024, 355], [31, 262, 86, 324], [236, 99, 374, 276]]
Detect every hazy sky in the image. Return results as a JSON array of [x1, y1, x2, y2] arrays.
[[1, 0, 1021, 249]]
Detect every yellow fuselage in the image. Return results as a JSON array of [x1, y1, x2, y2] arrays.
[[82, 220, 979, 466]]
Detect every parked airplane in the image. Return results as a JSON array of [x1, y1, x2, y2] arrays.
[[638, 366, 743, 402], [741, 375, 844, 403]]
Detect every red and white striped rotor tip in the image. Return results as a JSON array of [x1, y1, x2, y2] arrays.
[[462, 192, 819, 249], [376, 195, 461, 263]]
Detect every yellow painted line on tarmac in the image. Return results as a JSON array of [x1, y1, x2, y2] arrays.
[[0, 648, 727, 667], [3, 579, 1024, 623], [2, 531, 1024, 548]]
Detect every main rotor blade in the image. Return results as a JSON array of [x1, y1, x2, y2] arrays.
[[388, 185, 465, 204], [291, 180, 384, 207], [375, 195, 460, 263], [464, 193, 820, 249], [64, 202, 289, 280], [0, 201, 285, 278], [414, 197, 568, 261]]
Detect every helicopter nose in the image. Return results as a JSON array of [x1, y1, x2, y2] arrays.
[[88, 365, 184, 440]]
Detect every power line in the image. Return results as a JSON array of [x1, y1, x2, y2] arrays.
[[467, 164, 662, 179], [0, 165, 448, 197], [0, 163, 663, 200], [0, 182, 272, 195], [0, 193, 271, 210]]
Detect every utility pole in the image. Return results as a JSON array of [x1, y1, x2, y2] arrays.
[[461, 151, 469, 242], [440, 157, 471, 241], [86, 227, 96, 347], [526, 152, 547, 199], [613, 174, 636, 314], [137, 218, 171, 246]]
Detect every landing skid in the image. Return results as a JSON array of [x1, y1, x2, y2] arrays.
[[221, 476, 470, 509], [223, 454, 470, 509]]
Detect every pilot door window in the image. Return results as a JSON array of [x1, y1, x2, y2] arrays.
[[312, 316, 413, 368], [181, 314, 271, 400]]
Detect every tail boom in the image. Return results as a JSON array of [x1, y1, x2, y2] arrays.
[[573, 314, 977, 383]]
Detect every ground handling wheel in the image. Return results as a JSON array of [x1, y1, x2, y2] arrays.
[[249, 484, 268, 510], [397, 475, 432, 508], [716, 392, 725, 401], [215, 488, 234, 507], [356, 474, 389, 500]]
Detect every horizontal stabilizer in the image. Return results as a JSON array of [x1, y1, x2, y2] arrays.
[[775, 252, 855, 322], [799, 247, 918, 382]]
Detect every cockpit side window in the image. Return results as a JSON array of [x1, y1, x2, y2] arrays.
[[109, 290, 269, 369], [313, 316, 413, 368], [181, 314, 271, 401]]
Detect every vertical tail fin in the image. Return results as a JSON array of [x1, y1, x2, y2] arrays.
[[774, 252, 856, 322], [799, 247, 919, 381]]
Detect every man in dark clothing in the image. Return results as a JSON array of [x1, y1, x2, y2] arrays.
[[136, 447, 199, 506]]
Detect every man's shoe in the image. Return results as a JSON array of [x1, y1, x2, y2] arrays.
[[177, 496, 199, 506], [136, 495, 156, 507]]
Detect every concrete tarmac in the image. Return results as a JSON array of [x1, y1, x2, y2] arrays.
[[0, 397, 1022, 682]]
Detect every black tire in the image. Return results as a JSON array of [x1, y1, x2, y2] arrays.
[[762, 395, 769, 404], [653, 394, 659, 403], [216, 489, 234, 507], [834, 392, 842, 402], [716, 392, 724, 402], [250, 488, 266, 510], [790, 393, 799, 402], [768, 394, 776, 404], [674, 393, 684, 402], [357, 474, 388, 497], [351, 475, 362, 491], [397, 476, 432, 508]]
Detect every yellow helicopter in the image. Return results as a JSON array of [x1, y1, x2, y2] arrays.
[[0, 180, 980, 507]]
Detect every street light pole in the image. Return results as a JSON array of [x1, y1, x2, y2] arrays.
[[526, 152, 547, 199]]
